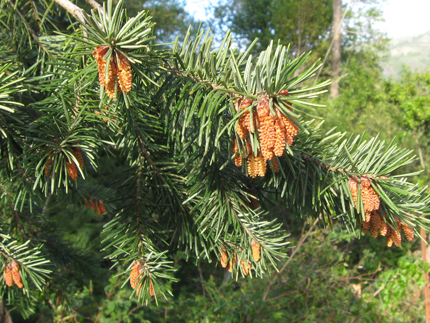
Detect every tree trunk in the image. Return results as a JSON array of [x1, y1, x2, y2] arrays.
[[331, 0, 342, 98]]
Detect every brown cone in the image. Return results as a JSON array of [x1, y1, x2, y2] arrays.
[[402, 222, 414, 241], [242, 99, 254, 133], [228, 253, 237, 273], [247, 154, 257, 178], [220, 247, 228, 268], [348, 177, 358, 207], [4, 263, 12, 287], [72, 147, 84, 170], [369, 213, 380, 238], [66, 159, 78, 181], [149, 279, 155, 296], [99, 200, 107, 214], [241, 260, 250, 276], [117, 53, 132, 93], [96, 203, 103, 216], [251, 240, 261, 262], [83, 199, 89, 209], [392, 219, 402, 247], [90, 199, 96, 211], [45, 152, 52, 176], [362, 221, 370, 234], [379, 218, 389, 236], [274, 119, 286, 157], [270, 156, 280, 173], [130, 260, 140, 289], [233, 139, 242, 167], [11, 260, 23, 288], [256, 152, 267, 177]]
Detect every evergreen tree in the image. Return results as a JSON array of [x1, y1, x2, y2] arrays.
[[1, 0, 429, 318]]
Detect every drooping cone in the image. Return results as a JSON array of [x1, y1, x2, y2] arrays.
[[281, 114, 298, 146], [392, 219, 402, 247], [256, 152, 267, 177], [4, 263, 12, 287], [228, 253, 237, 273], [241, 260, 250, 276], [90, 199, 96, 210], [66, 160, 78, 181], [378, 212, 389, 236], [270, 156, 280, 173], [83, 199, 89, 209], [273, 119, 286, 157], [45, 152, 52, 176], [361, 176, 380, 213], [130, 260, 140, 289], [96, 203, 103, 216], [241, 99, 254, 134], [233, 139, 242, 167], [257, 96, 276, 160], [235, 99, 248, 139], [348, 177, 358, 207], [94, 47, 112, 87], [386, 227, 394, 247], [117, 52, 132, 93], [247, 154, 258, 178], [402, 222, 414, 241], [99, 200, 107, 214], [220, 246, 228, 268], [362, 220, 370, 234], [11, 260, 23, 288], [72, 147, 84, 170], [149, 279, 155, 296], [251, 240, 261, 262]]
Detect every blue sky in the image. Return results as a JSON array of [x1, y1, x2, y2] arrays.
[[185, 0, 430, 39]]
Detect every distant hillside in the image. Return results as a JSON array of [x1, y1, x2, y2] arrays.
[[381, 31, 430, 79]]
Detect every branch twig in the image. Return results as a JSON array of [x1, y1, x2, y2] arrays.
[[262, 216, 320, 302]]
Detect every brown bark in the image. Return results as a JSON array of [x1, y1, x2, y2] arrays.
[[331, 0, 342, 97], [421, 228, 430, 323]]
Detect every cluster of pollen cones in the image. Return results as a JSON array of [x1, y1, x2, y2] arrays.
[[130, 260, 154, 296], [219, 240, 260, 276], [4, 260, 23, 288], [83, 198, 107, 215], [348, 176, 414, 247], [45, 147, 84, 181], [233, 91, 298, 177], [93, 46, 132, 99]]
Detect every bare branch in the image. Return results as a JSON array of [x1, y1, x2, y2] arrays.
[[262, 216, 320, 302], [53, 0, 85, 23], [85, 0, 101, 11]]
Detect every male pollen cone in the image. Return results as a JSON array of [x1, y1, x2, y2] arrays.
[[228, 253, 237, 273], [11, 260, 23, 288], [402, 222, 414, 241], [257, 96, 276, 160], [220, 247, 228, 268], [96, 203, 103, 216], [4, 263, 13, 287], [90, 199, 96, 211], [117, 52, 132, 93], [130, 260, 140, 289], [251, 240, 261, 262], [233, 139, 242, 167], [45, 152, 52, 176], [72, 147, 84, 170], [241, 259, 250, 276], [99, 200, 107, 214], [66, 160, 78, 181], [149, 279, 155, 296]]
